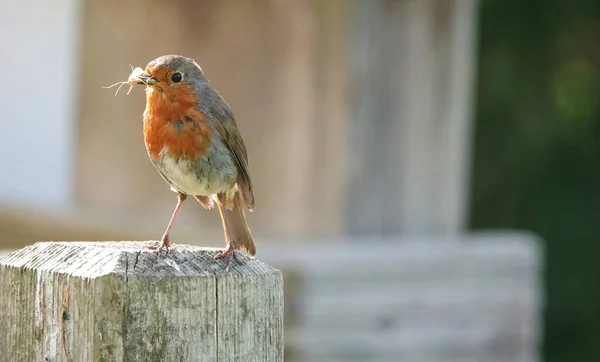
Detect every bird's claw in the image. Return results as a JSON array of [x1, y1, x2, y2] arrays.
[[146, 237, 172, 254], [214, 243, 240, 271]]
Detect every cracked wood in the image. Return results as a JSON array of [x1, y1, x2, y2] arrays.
[[0, 241, 284, 362]]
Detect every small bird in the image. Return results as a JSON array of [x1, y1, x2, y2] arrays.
[[117, 55, 256, 261]]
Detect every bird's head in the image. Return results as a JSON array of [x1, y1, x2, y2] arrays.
[[129, 55, 205, 89]]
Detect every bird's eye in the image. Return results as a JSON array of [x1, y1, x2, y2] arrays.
[[171, 72, 183, 83]]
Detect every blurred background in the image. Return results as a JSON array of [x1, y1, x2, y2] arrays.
[[0, 0, 598, 361]]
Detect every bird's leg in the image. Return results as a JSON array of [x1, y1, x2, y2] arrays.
[[147, 192, 187, 253], [214, 194, 238, 266]]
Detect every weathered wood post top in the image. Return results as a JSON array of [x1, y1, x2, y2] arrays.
[[0, 241, 284, 362]]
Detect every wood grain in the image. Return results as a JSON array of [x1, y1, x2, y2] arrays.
[[0, 241, 284, 362]]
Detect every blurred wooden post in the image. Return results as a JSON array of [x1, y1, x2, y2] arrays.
[[0, 242, 284, 362], [346, 0, 479, 236]]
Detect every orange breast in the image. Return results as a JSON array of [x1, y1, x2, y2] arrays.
[[142, 84, 212, 160]]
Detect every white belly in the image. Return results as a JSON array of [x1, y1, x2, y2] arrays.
[[155, 143, 238, 196]]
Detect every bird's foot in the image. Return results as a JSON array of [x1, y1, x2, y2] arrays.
[[146, 235, 172, 254], [214, 241, 240, 270]]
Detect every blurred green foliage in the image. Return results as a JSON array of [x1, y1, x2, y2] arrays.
[[471, 1, 600, 361]]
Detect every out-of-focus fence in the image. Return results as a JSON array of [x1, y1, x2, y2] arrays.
[[259, 233, 542, 362]]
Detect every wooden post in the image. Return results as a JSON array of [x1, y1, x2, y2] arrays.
[[0, 242, 284, 362], [346, 0, 479, 236]]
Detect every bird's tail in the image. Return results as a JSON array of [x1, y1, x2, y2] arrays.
[[222, 191, 256, 256]]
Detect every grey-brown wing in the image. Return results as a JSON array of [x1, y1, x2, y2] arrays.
[[211, 115, 255, 210]]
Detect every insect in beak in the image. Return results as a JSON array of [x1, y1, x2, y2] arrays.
[[128, 67, 156, 85], [103, 66, 156, 96]]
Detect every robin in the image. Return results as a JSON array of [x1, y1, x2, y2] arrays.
[[112, 54, 256, 261]]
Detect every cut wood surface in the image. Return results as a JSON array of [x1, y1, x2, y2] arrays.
[[0, 241, 284, 362]]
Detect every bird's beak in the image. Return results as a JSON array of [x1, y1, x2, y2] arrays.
[[128, 67, 156, 86], [137, 72, 156, 85]]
